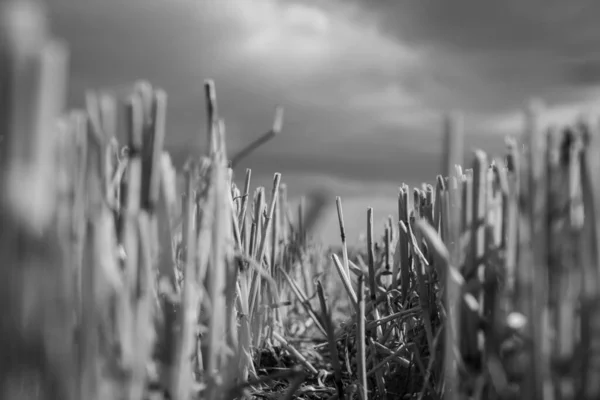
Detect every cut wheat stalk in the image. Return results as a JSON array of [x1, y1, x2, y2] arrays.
[[356, 274, 368, 400], [316, 281, 345, 399]]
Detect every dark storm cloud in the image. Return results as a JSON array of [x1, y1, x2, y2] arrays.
[[346, 0, 600, 109]]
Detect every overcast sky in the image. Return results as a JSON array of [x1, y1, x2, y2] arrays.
[[45, 0, 600, 244]]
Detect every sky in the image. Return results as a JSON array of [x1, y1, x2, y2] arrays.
[[44, 0, 600, 244]]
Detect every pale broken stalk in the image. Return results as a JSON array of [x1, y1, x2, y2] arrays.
[[172, 165, 200, 400], [238, 168, 252, 234], [229, 107, 284, 168], [336, 196, 352, 282], [331, 253, 358, 310], [272, 332, 318, 375], [204, 156, 231, 399], [120, 94, 144, 372]]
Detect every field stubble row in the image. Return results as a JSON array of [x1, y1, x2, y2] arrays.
[[1, 2, 600, 400]]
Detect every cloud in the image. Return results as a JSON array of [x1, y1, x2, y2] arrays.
[[342, 0, 600, 114], [233, 2, 334, 64], [226, 0, 420, 74], [212, 0, 436, 132]]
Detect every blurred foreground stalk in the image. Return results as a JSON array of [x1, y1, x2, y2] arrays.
[[0, 1, 74, 399]]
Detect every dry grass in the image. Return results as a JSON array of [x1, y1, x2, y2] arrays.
[[2, 2, 600, 400]]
